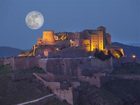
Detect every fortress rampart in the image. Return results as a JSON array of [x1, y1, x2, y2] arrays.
[[0, 57, 113, 73], [0, 57, 40, 70], [38, 58, 113, 74], [0, 57, 113, 105]]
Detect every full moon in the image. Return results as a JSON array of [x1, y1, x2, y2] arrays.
[[25, 11, 44, 30]]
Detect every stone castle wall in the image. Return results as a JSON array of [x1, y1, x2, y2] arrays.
[[33, 73, 74, 105], [0, 57, 113, 105], [38, 58, 113, 75], [53, 87, 73, 105], [0, 57, 113, 72], [0, 57, 40, 70], [38, 58, 112, 88], [78, 73, 106, 88], [0, 57, 112, 89]]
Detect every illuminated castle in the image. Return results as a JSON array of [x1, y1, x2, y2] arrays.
[[19, 26, 124, 58], [81, 26, 111, 52], [35, 26, 111, 53]]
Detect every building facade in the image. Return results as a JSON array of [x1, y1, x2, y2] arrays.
[[82, 26, 106, 52]]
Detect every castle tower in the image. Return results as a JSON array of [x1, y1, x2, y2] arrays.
[[97, 26, 106, 34], [82, 31, 104, 52], [42, 31, 55, 45], [97, 26, 106, 49], [91, 34, 99, 51], [98, 30, 104, 51]]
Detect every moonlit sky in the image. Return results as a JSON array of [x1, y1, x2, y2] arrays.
[[0, 0, 140, 49]]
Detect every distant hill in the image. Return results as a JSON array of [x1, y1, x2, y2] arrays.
[[112, 42, 140, 58], [128, 43, 140, 47], [0, 47, 22, 57]]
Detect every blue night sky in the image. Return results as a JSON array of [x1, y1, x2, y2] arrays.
[[0, 0, 140, 49]]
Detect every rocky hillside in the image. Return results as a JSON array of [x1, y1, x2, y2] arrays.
[[103, 79, 140, 105], [76, 80, 140, 105]]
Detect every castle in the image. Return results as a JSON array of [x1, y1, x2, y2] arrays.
[[36, 26, 111, 52], [0, 26, 126, 105], [18, 26, 124, 59]]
